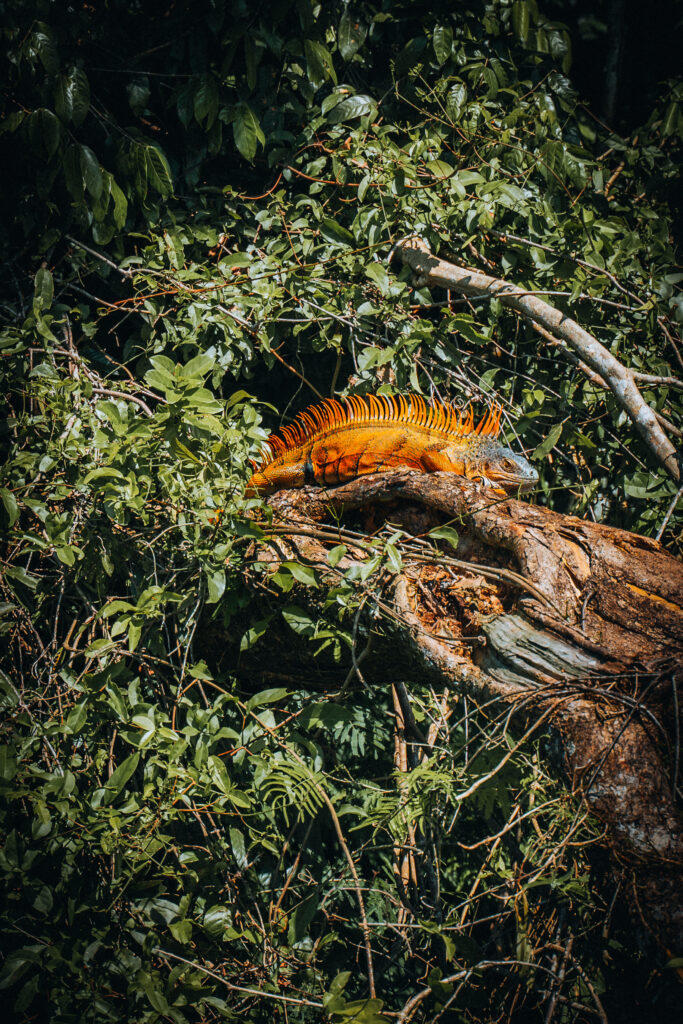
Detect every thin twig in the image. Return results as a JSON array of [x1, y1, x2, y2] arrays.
[[154, 949, 323, 1008], [215, 303, 325, 400], [396, 957, 607, 1024], [90, 386, 153, 417], [655, 483, 683, 542], [66, 234, 134, 277], [632, 372, 683, 389]]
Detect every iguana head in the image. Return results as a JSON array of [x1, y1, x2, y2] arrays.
[[438, 435, 539, 494], [477, 441, 539, 493]]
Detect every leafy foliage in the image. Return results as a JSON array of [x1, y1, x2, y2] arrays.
[[1, 1, 681, 1021]]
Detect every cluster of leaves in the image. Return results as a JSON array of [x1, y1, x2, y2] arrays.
[[1, 1, 681, 1021]]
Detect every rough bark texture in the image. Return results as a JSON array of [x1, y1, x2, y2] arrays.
[[253, 469, 683, 953]]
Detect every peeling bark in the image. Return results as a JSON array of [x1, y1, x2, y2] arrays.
[[252, 470, 683, 952]]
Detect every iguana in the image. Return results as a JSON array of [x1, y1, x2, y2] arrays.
[[246, 393, 538, 496]]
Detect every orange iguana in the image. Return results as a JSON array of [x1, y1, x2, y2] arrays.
[[246, 393, 538, 497]]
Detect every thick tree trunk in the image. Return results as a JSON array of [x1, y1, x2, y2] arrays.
[[252, 470, 683, 953]]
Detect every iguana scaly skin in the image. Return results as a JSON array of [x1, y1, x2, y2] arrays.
[[246, 394, 538, 497]]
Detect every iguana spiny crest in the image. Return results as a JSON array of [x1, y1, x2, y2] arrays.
[[246, 393, 538, 496]]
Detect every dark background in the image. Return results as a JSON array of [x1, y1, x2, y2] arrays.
[[547, 0, 682, 128]]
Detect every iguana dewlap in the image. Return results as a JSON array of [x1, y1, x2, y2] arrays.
[[246, 394, 538, 497]]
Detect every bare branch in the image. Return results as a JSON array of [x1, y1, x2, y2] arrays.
[[632, 371, 683, 389], [154, 949, 324, 1008], [90, 386, 154, 417], [390, 238, 680, 482], [66, 234, 134, 278]]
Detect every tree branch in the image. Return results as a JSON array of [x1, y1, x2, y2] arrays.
[[389, 237, 680, 482]]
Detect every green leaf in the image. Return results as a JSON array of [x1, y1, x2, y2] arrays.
[[133, 145, 148, 199], [393, 36, 426, 78], [365, 263, 391, 294], [0, 111, 26, 136], [288, 892, 319, 945], [65, 701, 87, 734], [661, 101, 680, 137], [230, 826, 248, 870], [55, 67, 90, 125], [84, 467, 127, 484], [127, 76, 151, 116], [281, 605, 316, 636], [4, 565, 38, 591], [127, 619, 142, 652], [328, 544, 347, 567], [33, 885, 53, 915], [337, 998, 390, 1023], [447, 82, 467, 120], [240, 615, 273, 651], [338, 11, 367, 61], [28, 108, 61, 159], [0, 746, 18, 781], [329, 971, 351, 996], [102, 751, 139, 802], [233, 104, 265, 162], [305, 39, 337, 86], [169, 919, 192, 944], [358, 173, 371, 201], [433, 25, 453, 66], [532, 422, 563, 461], [279, 560, 318, 586], [297, 703, 354, 729], [384, 542, 402, 573], [33, 24, 60, 74], [426, 159, 454, 179], [80, 145, 103, 200], [202, 905, 232, 938], [244, 36, 259, 91], [142, 979, 169, 1014], [64, 143, 84, 199], [110, 177, 128, 228], [183, 661, 211, 686], [181, 352, 214, 378], [206, 567, 226, 604], [33, 268, 53, 312], [482, 66, 498, 99], [513, 1, 532, 44], [428, 525, 459, 548], [84, 637, 116, 657], [325, 93, 376, 124], [448, 313, 489, 345], [320, 218, 354, 247], [0, 950, 38, 990], [246, 687, 289, 711], [146, 145, 173, 196], [55, 545, 76, 566], [193, 74, 219, 127]]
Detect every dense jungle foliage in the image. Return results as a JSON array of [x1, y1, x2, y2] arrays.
[[1, 1, 681, 1021]]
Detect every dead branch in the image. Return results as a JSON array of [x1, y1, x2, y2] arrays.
[[390, 237, 680, 483]]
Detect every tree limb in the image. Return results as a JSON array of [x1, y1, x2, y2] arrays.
[[390, 237, 680, 482]]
